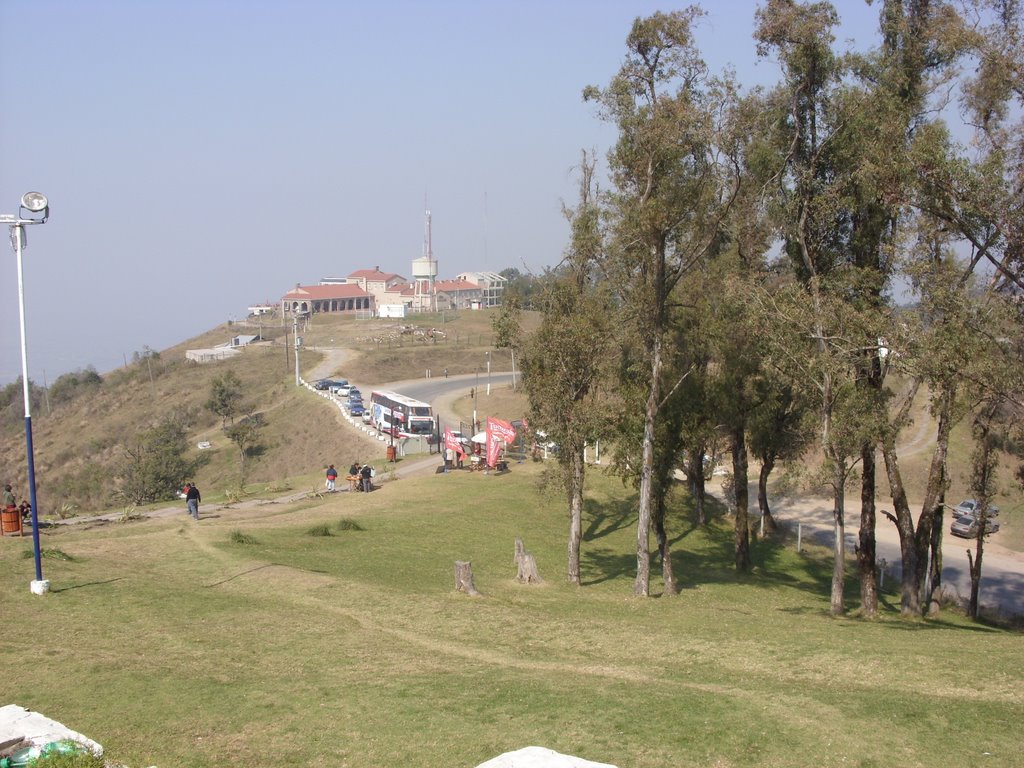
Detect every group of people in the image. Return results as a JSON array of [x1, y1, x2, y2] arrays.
[[443, 447, 465, 471], [3, 483, 31, 521], [341, 462, 373, 493]]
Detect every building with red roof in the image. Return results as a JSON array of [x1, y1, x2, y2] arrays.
[[280, 283, 375, 316]]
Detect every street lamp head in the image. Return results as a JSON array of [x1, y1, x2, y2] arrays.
[[21, 192, 48, 213]]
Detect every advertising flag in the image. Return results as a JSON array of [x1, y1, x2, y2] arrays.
[[444, 428, 466, 458], [485, 417, 517, 467]]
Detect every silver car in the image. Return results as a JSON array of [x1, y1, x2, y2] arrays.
[[950, 515, 1000, 538], [952, 499, 999, 518]]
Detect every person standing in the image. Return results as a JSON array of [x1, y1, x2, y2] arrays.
[[325, 464, 338, 492], [360, 463, 372, 493], [185, 482, 201, 520], [3, 484, 15, 512]]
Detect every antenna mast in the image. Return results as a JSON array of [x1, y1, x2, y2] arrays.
[[423, 209, 436, 312]]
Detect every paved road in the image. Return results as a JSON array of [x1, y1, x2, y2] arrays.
[[383, 372, 517, 428], [763, 492, 1024, 618]]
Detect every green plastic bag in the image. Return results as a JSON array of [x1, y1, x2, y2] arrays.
[[0, 740, 86, 767]]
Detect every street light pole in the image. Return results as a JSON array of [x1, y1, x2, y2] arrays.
[[293, 313, 301, 386], [3, 192, 50, 595], [486, 351, 491, 396]]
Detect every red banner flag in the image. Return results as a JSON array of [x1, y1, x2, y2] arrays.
[[485, 417, 517, 467], [444, 428, 466, 458]]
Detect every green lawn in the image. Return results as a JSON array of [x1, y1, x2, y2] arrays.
[[1, 463, 1021, 768]]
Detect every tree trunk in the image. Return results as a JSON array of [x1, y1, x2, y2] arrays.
[[916, 382, 956, 614], [514, 538, 543, 584], [653, 494, 678, 595], [454, 561, 481, 596], [881, 436, 920, 614], [688, 442, 707, 525], [635, 330, 663, 597], [830, 454, 846, 616], [757, 451, 778, 536], [967, 539, 984, 619], [858, 443, 878, 617], [927, 497, 945, 615], [732, 426, 750, 572], [567, 443, 585, 585]]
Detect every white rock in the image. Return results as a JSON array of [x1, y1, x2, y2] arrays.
[[475, 746, 618, 768]]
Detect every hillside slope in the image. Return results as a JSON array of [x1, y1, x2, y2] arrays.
[[0, 310, 524, 515]]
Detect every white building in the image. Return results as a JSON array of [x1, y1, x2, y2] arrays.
[[456, 271, 506, 306]]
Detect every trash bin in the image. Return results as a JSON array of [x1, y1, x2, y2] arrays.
[[386, 445, 397, 462], [1, 506, 22, 537]]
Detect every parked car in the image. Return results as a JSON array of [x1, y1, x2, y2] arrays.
[[314, 379, 337, 391], [329, 380, 350, 396], [952, 499, 999, 518], [349, 402, 365, 417], [950, 515, 1000, 538], [348, 387, 362, 401]]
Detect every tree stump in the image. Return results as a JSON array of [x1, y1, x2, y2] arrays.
[[454, 560, 481, 596], [514, 537, 542, 584]]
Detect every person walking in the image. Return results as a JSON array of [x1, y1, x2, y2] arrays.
[[185, 482, 201, 520], [325, 464, 338, 492]]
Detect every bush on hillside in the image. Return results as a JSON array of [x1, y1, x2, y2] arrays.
[[48, 367, 103, 406], [116, 415, 201, 505]]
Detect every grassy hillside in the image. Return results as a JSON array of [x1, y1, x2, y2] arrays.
[[0, 310, 533, 516], [1, 464, 1020, 768]]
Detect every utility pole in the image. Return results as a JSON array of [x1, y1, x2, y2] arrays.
[[293, 313, 301, 386]]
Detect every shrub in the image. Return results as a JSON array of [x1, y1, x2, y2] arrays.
[[48, 367, 103, 406], [22, 548, 73, 561], [230, 529, 259, 545], [116, 415, 199, 505], [337, 518, 365, 531], [306, 524, 333, 537]]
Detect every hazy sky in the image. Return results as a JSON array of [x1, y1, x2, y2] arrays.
[[1, 0, 880, 385]]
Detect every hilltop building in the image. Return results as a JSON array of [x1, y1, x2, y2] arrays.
[[275, 212, 508, 317], [280, 283, 374, 316], [456, 271, 505, 307]]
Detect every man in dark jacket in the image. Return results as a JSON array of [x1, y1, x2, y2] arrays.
[[360, 464, 372, 493], [185, 482, 201, 520]]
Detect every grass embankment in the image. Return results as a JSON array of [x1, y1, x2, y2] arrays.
[[1, 463, 1020, 768]]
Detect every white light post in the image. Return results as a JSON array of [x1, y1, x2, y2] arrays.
[[293, 313, 301, 386], [486, 351, 491, 396], [2, 192, 50, 595]]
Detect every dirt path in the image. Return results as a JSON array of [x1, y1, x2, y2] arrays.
[[305, 346, 353, 382]]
